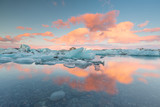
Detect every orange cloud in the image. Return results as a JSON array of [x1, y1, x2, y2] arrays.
[[14, 33, 31, 41], [16, 26, 32, 30], [45, 28, 89, 45], [98, 22, 160, 43], [42, 24, 49, 27], [32, 31, 54, 37], [46, 21, 160, 45], [52, 10, 119, 31], [138, 21, 149, 28]]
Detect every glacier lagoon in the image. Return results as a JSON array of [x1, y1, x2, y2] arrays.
[[0, 45, 160, 107]]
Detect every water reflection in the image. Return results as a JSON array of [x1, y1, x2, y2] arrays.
[[0, 57, 160, 95]]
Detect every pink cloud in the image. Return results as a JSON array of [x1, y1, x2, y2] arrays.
[[42, 24, 49, 27], [52, 10, 119, 31], [32, 31, 54, 37], [14, 33, 32, 41], [26, 27, 32, 30], [45, 21, 160, 45], [138, 21, 149, 28], [0, 32, 54, 43], [45, 28, 89, 45], [96, 22, 160, 43], [0, 42, 20, 48], [134, 27, 160, 33], [16, 26, 32, 30], [16, 26, 25, 30], [52, 19, 70, 29], [0, 35, 17, 42]]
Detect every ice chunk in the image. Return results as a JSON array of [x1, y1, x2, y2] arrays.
[[30, 49, 39, 54], [19, 44, 30, 52], [64, 48, 83, 59], [0, 54, 16, 58], [93, 49, 160, 57], [79, 50, 95, 60], [0, 57, 12, 64], [49, 91, 65, 101], [63, 48, 95, 60], [14, 57, 34, 64], [127, 49, 160, 56], [42, 61, 56, 65], [38, 48, 51, 54], [0, 48, 19, 54], [39, 55, 55, 62], [1, 44, 160, 66]]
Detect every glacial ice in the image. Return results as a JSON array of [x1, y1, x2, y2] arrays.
[[14, 57, 34, 64], [0, 44, 160, 67], [63, 47, 83, 59], [19, 44, 31, 52], [0, 57, 13, 64]]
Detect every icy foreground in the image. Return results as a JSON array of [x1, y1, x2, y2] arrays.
[[0, 44, 160, 67]]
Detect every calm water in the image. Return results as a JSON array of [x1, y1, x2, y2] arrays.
[[0, 56, 160, 107]]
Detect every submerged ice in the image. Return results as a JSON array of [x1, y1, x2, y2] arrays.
[[0, 44, 160, 67]]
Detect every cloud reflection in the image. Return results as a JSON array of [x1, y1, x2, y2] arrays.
[[0, 57, 160, 95]]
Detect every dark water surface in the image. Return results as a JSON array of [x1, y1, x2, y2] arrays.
[[0, 56, 160, 107]]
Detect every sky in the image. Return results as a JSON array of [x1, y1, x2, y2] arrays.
[[0, 0, 160, 49]]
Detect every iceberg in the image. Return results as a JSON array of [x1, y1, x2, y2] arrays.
[[19, 44, 31, 52], [63, 48, 95, 60], [0, 48, 19, 54], [63, 48, 83, 59], [0, 44, 160, 67], [14, 58, 34, 64], [0, 57, 12, 64]]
